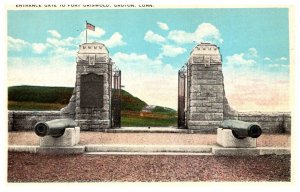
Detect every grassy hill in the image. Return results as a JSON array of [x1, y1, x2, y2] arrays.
[[8, 86, 147, 111], [8, 86, 72, 110], [119, 89, 147, 111], [8, 86, 177, 127], [8, 85, 73, 104]]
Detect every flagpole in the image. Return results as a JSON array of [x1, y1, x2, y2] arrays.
[[85, 20, 87, 43]]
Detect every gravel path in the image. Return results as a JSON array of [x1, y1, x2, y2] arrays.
[[7, 152, 290, 182], [8, 132, 290, 147]]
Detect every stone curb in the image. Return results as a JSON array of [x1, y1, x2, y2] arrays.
[[212, 147, 260, 156], [85, 144, 212, 153], [36, 146, 85, 154], [212, 147, 291, 156], [7, 145, 291, 155], [258, 147, 291, 155], [102, 127, 198, 134], [85, 152, 214, 156], [8, 145, 37, 153]]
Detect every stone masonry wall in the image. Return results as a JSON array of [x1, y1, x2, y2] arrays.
[[8, 111, 60, 131], [237, 112, 291, 134], [184, 43, 291, 134], [74, 61, 112, 130], [187, 63, 224, 131], [8, 110, 291, 133], [60, 42, 112, 131]]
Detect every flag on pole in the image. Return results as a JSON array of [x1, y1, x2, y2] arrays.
[[86, 22, 95, 31]]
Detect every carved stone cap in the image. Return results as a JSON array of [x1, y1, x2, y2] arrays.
[[78, 42, 109, 54], [190, 43, 220, 56], [189, 43, 222, 65]]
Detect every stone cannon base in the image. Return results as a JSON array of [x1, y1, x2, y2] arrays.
[[217, 128, 256, 148], [39, 127, 80, 147]]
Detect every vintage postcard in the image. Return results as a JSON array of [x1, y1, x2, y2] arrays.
[[2, 0, 298, 191]]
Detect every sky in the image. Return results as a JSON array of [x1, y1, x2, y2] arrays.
[[7, 8, 290, 111]]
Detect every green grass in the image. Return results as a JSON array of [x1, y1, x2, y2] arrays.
[[121, 110, 177, 127], [152, 106, 176, 113], [8, 85, 178, 126], [8, 86, 73, 104], [119, 89, 147, 111], [8, 86, 147, 111], [8, 101, 66, 111], [121, 116, 177, 127]]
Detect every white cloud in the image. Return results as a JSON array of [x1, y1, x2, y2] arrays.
[[32, 43, 47, 54], [160, 45, 186, 57], [52, 47, 77, 58], [280, 57, 287, 61], [8, 36, 30, 51], [144, 30, 166, 44], [48, 30, 61, 39], [111, 52, 178, 109], [83, 27, 105, 38], [247, 48, 258, 58], [157, 22, 169, 30], [46, 36, 75, 47], [9, 27, 125, 58], [42, 36, 77, 57], [168, 23, 223, 44], [122, 70, 178, 109], [216, 47, 289, 111], [268, 64, 280, 68], [223, 67, 289, 112], [268, 64, 289, 68], [102, 32, 126, 48], [225, 53, 256, 66], [7, 56, 76, 87], [76, 27, 106, 44], [75, 28, 126, 48], [112, 52, 162, 70]]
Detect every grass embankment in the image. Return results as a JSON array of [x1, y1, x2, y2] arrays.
[[122, 111, 177, 127], [8, 86, 177, 127], [8, 86, 73, 110], [8, 101, 66, 111]]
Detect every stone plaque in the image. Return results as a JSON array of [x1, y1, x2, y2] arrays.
[[80, 73, 104, 108]]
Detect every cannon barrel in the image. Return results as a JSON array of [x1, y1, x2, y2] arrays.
[[220, 120, 262, 139], [34, 118, 76, 137]]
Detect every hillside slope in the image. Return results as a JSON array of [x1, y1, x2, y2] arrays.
[[8, 86, 175, 112], [8, 85, 177, 126], [8, 86, 147, 111]]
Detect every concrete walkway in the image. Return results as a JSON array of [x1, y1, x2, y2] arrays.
[[8, 144, 290, 156], [102, 127, 193, 133], [9, 131, 291, 147], [8, 129, 291, 156]]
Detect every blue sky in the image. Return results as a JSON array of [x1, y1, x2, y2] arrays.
[[7, 8, 290, 111]]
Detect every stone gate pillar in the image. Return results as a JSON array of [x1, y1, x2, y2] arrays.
[[186, 43, 236, 132], [61, 42, 112, 130]]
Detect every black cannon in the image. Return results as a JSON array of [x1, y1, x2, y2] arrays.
[[220, 119, 262, 139], [34, 118, 76, 137]]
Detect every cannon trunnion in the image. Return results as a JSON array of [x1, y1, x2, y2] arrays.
[[34, 118, 77, 137], [220, 119, 262, 139]]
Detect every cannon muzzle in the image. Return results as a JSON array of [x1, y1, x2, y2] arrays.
[[34, 118, 76, 137], [220, 120, 262, 139]]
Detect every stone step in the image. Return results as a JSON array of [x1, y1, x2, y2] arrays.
[[104, 127, 190, 133], [8, 145, 37, 153], [36, 146, 85, 154], [84, 152, 214, 156], [212, 147, 290, 156], [85, 144, 212, 153], [8, 145, 290, 156]]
